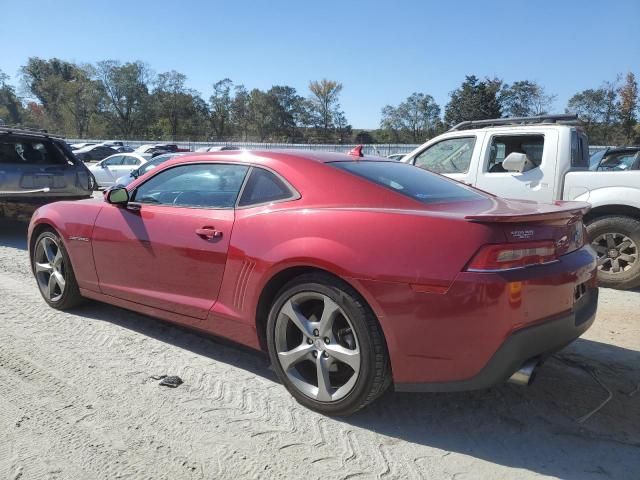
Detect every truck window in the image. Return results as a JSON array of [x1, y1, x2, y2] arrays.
[[571, 130, 590, 168], [486, 135, 544, 173], [414, 137, 475, 174]]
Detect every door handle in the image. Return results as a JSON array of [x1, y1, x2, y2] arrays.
[[195, 227, 223, 239]]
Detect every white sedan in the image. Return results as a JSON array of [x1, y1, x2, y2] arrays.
[[88, 153, 148, 188]]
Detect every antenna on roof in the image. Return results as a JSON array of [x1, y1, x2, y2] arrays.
[[348, 145, 364, 158]]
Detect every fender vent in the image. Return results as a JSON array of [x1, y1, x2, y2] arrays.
[[233, 259, 256, 311]]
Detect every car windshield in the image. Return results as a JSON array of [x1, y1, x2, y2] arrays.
[[596, 151, 640, 171], [138, 154, 179, 175], [331, 161, 483, 204], [589, 150, 607, 170]]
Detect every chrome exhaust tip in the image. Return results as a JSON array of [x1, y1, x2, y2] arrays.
[[508, 359, 539, 387]]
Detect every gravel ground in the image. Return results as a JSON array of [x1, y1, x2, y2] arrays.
[[1, 220, 639, 480]]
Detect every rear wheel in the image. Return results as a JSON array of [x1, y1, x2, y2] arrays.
[[266, 273, 390, 415], [32, 229, 84, 309], [587, 216, 640, 290]]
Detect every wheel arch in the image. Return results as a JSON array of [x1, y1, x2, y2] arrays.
[[254, 266, 387, 355], [584, 204, 640, 224]]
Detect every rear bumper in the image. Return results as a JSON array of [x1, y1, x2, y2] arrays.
[[395, 286, 598, 392], [353, 245, 598, 388]]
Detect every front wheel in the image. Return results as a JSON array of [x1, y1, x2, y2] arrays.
[[587, 215, 640, 290], [32, 229, 84, 309], [266, 273, 391, 415]]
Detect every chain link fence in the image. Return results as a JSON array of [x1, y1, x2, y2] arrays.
[[66, 139, 611, 157]]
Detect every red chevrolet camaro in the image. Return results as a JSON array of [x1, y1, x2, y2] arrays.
[[28, 150, 598, 415]]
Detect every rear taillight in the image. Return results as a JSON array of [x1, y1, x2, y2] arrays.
[[465, 240, 558, 272]]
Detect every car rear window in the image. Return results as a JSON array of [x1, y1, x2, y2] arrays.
[[0, 136, 72, 165], [331, 161, 483, 204]]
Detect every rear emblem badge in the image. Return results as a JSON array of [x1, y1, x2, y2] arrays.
[[510, 229, 534, 240]]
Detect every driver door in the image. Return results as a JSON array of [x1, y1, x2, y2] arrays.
[[91, 162, 250, 319]]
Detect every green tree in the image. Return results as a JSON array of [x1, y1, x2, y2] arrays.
[[618, 72, 638, 143], [307, 79, 344, 141], [444, 75, 502, 126], [153, 70, 204, 140], [95, 60, 153, 138], [333, 109, 352, 143], [0, 70, 23, 125], [267, 85, 305, 142], [567, 80, 619, 144], [209, 79, 234, 139], [231, 85, 250, 141], [248, 89, 274, 142], [500, 80, 556, 117], [381, 93, 441, 143]]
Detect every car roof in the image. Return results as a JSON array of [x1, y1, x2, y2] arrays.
[[0, 126, 64, 140], [155, 149, 391, 169]]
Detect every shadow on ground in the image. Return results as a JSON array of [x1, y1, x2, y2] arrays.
[[70, 299, 640, 480], [0, 219, 28, 250]]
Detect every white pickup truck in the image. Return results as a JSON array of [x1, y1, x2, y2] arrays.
[[402, 114, 640, 289]]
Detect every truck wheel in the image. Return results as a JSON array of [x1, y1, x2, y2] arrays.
[[587, 216, 640, 290]]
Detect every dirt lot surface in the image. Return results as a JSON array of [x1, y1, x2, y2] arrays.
[[1, 220, 639, 480]]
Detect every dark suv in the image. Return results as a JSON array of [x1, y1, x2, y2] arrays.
[[0, 127, 96, 221]]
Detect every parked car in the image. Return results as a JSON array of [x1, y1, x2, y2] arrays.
[[195, 146, 240, 152], [402, 114, 640, 289], [387, 153, 406, 161], [0, 126, 95, 221], [589, 146, 640, 171], [69, 142, 97, 150], [29, 150, 597, 415], [113, 152, 188, 186], [87, 153, 147, 188], [73, 144, 119, 163], [135, 143, 190, 155]]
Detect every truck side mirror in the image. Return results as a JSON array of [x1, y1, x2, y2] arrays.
[[502, 152, 535, 173]]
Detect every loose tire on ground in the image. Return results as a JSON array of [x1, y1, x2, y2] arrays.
[[266, 272, 391, 415], [587, 215, 640, 290]]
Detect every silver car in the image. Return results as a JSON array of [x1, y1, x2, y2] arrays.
[[0, 127, 95, 220]]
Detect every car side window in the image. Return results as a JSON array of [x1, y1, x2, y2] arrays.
[[414, 137, 475, 174], [103, 156, 124, 166], [238, 168, 294, 207], [486, 135, 545, 173], [121, 156, 139, 166], [132, 163, 249, 208]]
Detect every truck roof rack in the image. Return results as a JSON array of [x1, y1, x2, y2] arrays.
[[448, 114, 579, 132], [0, 125, 61, 138]]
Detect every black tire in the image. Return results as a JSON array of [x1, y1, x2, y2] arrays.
[[266, 272, 391, 416], [587, 215, 640, 290], [31, 229, 84, 310]]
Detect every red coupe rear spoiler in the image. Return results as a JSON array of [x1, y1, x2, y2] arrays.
[[464, 202, 591, 223]]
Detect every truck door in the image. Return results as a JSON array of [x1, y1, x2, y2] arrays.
[[410, 134, 482, 186], [473, 131, 558, 203]]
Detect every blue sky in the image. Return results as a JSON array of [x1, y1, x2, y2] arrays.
[[1, 0, 638, 128]]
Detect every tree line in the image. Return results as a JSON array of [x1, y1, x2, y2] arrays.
[[0, 57, 638, 145]]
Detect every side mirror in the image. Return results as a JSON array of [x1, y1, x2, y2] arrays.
[[502, 152, 535, 173], [106, 187, 129, 205]]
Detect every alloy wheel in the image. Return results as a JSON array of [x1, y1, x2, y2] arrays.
[[592, 232, 638, 274], [274, 292, 361, 402], [34, 236, 66, 302]]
